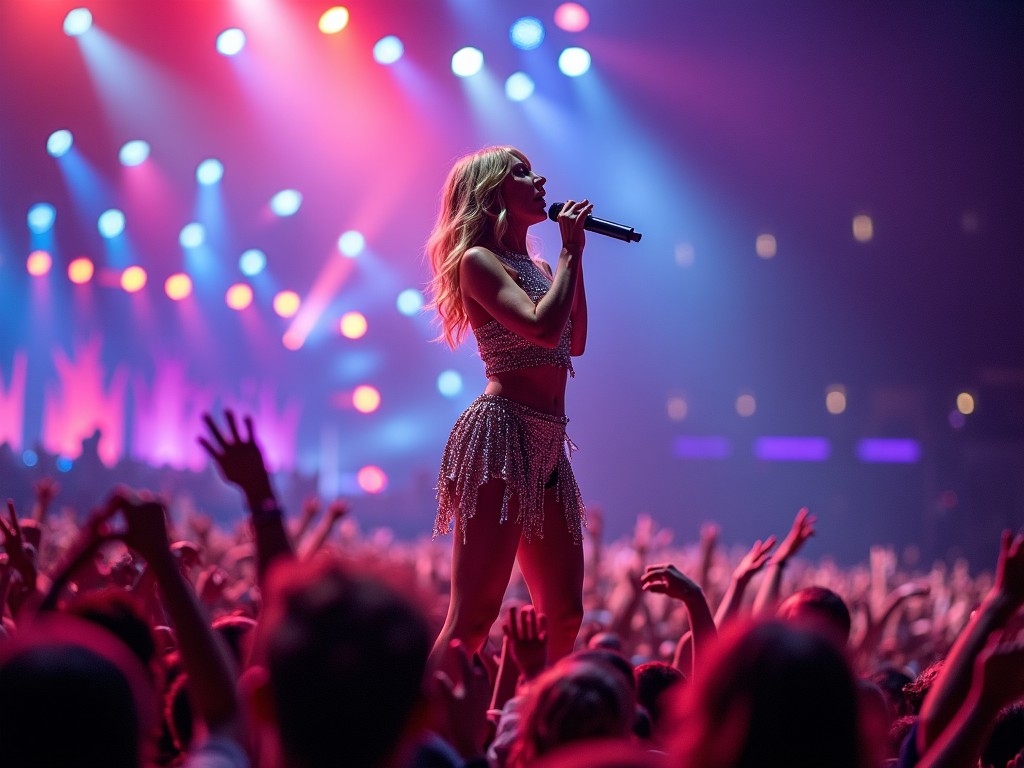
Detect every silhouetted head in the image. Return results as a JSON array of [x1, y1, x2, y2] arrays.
[[634, 661, 686, 744], [0, 614, 157, 768], [777, 586, 852, 647], [255, 557, 432, 768], [668, 619, 866, 768]]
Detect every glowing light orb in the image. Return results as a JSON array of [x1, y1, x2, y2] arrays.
[[119, 140, 150, 166], [558, 47, 592, 77], [22, 450, 38, 468], [239, 248, 267, 276], [68, 257, 95, 284], [282, 330, 303, 350], [554, 2, 590, 32], [319, 6, 350, 34], [505, 72, 535, 101], [216, 28, 246, 56], [27, 203, 56, 233], [437, 370, 463, 398], [510, 17, 544, 50], [736, 393, 756, 417], [196, 158, 224, 185], [27, 250, 52, 277], [63, 8, 93, 37], [270, 189, 302, 217], [852, 214, 874, 243], [396, 288, 423, 316], [373, 36, 404, 64], [357, 465, 387, 494], [452, 47, 484, 77], [353, 385, 381, 413], [226, 283, 254, 310], [826, 386, 847, 415], [667, 396, 688, 421], [121, 266, 147, 293], [956, 392, 975, 415], [47, 130, 74, 158], [56, 457, 74, 473], [179, 222, 205, 248], [340, 311, 368, 339], [164, 273, 193, 301], [98, 209, 126, 239], [337, 230, 365, 257], [273, 290, 301, 317], [755, 233, 777, 259]]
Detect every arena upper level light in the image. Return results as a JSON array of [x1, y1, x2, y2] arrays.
[[270, 189, 302, 217], [196, 159, 224, 185], [27, 203, 56, 234], [318, 6, 350, 34], [47, 130, 74, 158], [119, 140, 150, 167], [27, 250, 52, 277], [554, 3, 590, 32], [226, 283, 254, 310], [239, 248, 267, 276], [505, 73, 535, 102], [396, 288, 423, 316], [121, 266, 147, 293], [179, 222, 206, 249], [98, 209, 126, 239], [164, 273, 193, 301], [68, 257, 95, 285], [510, 17, 545, 50], [558, 47, 591, 77], [63, 8, 93, 37], [337, 230, 365, 257], [373, 36, 404, 65], [451, 47, 484, 77], [216, 28, 246, 56]]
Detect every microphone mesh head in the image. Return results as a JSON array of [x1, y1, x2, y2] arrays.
[[547, 202, 563, 222]]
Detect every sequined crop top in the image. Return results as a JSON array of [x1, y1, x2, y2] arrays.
[[472, 252, 574, 378]]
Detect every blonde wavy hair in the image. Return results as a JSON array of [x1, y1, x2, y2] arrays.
[[425, 145, 527, 349]]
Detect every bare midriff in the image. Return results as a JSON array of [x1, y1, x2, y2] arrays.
[[484, 365, 568, 417]]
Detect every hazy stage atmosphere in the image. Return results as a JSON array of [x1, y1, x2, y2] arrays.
[[1, 0, 1022, 566]]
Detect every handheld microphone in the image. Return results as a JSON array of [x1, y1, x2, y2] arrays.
[[547, 202, 642, 243]]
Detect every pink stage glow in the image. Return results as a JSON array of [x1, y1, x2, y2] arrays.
[[131, 360, 216, 470], [43, 338, 128, 466], [0, 352, 28, 450]]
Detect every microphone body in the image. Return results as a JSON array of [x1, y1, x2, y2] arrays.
[[547, 203, 642, 243]]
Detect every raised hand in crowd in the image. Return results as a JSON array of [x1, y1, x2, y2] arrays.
[[199, 409, 292, 580], [753, 506, 816, 615], [433, 639, 493, 764], [298, 498, 351, 560], [641, 562, 717, 676], [714, 535, 776, 627], [0, 499, 38, 615], [31, 476, 60, 522]]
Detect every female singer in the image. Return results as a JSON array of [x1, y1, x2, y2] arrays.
[[426, 146, 593, 669]]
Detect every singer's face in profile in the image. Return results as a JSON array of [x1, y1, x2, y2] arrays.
[[501, 151, 547, 228]]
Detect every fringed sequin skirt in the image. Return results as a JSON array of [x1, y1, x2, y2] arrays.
[[434, 393, 585, 544]]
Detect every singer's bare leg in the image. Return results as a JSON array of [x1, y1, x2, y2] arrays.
[[430, 479, 522, 675], [515, 485, 585, 662]]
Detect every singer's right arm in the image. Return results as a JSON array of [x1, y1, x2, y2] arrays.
[[460, 247, 579, 349]]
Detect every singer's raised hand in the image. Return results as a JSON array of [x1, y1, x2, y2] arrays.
[[556, 198, 593, 256]]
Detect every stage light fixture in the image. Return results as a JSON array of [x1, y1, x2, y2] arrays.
[[339, 311, 367, 339], [755, 233, 777, 259], [68, 257, 95, 284], [226, 283, 254, 310], [437, 370, 463, 398], [179, 223, 206, 248], [119, 140, 150, 166], [337, 230, 365, 257], [558, 47, 591, 76], [352, 385, 381, 414], [47, 130, 73, 158], [319, 6, 350, 34], [554, 3, 590, 32], [239, 248, 267, 276], [396, 288, 423, 316], [273, 290, 301, 317], [27, 203, 56, 234], [196, 158, 224, 185], [27, 250, 53, 277], [270, 189, 302, 217], [505, 72, 535, 101], [357, 465, 387, 494], [63, 8, 93, 37], [373, 36, 404, 64], [98, 209, 126, 239], [451, 47, 484, 77], [121, 266, 147, 293], [216, 28, 246, 56], [510, 17, 544, 50], [164, 273, 193, 301]]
